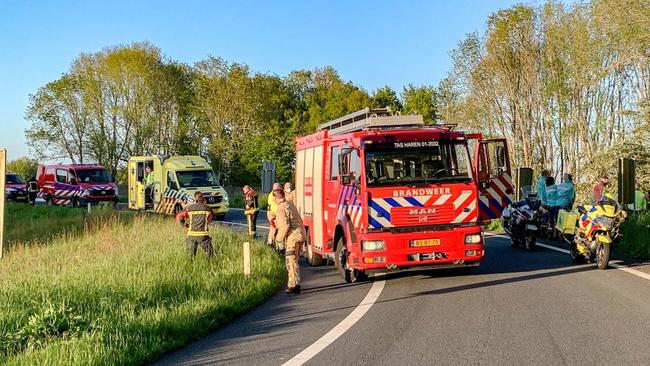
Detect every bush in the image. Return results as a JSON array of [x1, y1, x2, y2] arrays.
[[618, 212, 650, 260], [0, 212, 285, 365]]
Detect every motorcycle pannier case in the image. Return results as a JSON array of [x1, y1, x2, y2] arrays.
[[556, 209, 578, 234]]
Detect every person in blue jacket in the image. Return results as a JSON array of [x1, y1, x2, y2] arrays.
[[537, 169, 551, 204], [545, 176, 559, 233], [556, 173, 575, 210]]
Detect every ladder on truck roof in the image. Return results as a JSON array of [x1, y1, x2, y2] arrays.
[[319, 107, 424, 136]]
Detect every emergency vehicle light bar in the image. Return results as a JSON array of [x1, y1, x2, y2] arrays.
[[320, 107, 424, 136]]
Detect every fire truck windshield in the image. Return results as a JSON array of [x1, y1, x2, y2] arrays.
[[176, 170, 219, 188], [365, 141, 472, 186], [75, 169, 111, 183]]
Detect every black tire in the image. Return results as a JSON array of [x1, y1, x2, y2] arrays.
[[72, 198, 80, 208], [570, 243, 584, 263], [348, 268, 368, 282], [510, 236, 519, 248], [596, 241, 611, 270], [214, 213, 226, 221], [305, 238, 324, 267], [173, 204, 183, 216], [525, 233, 537, 251], [334, 237, 351, 282], [46, 196, 54, 206]]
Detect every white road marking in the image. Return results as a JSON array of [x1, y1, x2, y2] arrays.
[[215, 221, 271, 230], [282, 279, 386, 366], [485, 233, 650, 282]]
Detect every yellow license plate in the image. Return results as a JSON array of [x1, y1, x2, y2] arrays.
[[410, 239, 441, 247]]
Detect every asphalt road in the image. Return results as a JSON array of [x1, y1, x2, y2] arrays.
[[156, 212, 650, 366]]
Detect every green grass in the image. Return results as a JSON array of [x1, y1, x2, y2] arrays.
[[618, 212, 650, 260], [0, 206, 285, 365], [5, 203, 120, 248]]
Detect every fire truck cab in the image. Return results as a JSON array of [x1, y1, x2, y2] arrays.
[[295, 108, 513, 282]]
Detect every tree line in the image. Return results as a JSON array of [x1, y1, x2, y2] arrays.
[[25, 0, 649, 200], [25, 44, 438, 186], [440, 0, 649, 200]]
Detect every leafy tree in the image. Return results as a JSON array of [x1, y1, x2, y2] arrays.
[[402, 84, 439, 124], [7, 157, 39, 179], [371, 86, 402, 112]]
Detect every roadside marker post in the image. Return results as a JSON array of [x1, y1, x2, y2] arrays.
[[0, 149, 5, 259], [243, 241, 251, 276], [87, 202, 92, 213]]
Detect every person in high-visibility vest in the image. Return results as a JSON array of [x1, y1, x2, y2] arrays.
[[175, 191, 215, 257], [266, 182, 283, 248], [144, 163, 155, 204]]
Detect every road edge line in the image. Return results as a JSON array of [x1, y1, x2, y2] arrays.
[[485, 233, 650, 281], [282, 279, 386, 366]]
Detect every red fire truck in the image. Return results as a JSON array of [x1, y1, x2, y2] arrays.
[[295, 108, 513, 282]]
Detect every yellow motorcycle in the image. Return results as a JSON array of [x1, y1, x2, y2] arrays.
[[558, 194, 626, 270]]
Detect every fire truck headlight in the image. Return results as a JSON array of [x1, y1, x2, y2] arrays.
[[362, 240, 385, 251], [223, 192, 229, 201], [465, 234, 482, 245]]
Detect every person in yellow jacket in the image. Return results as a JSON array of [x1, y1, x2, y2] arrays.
[[266, 182, 282, 248], [273, 189, 306, 294]]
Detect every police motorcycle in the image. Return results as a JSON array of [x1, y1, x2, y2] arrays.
[[501, 192, 546, 251], [559, 194, 626, 270]]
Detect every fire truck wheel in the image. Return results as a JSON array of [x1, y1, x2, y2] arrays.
[[334, 237, 352, 283], [46, 196, 54, 206], [349, 269, 368, 283]]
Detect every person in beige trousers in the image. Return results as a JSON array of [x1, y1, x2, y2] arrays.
[[273, 189, 306, 294]]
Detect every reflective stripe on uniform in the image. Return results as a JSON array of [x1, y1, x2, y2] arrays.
[[187, 210, 210, 236]]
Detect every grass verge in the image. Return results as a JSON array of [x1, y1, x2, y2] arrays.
[[0, 205, 285, 365], [5, 203, 119, 247], [618, 212, 650, 260]]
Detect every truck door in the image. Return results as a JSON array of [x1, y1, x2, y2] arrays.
[[128, 160, 146, 210], [324, 144, 342, 251], [474, 138, 514, 222]]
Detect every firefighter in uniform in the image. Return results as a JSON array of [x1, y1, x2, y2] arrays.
[[273, 189, 306, 294], [243, 185, 259, 237], [284, 181, 295, 204], [266, 182, 283, 248], [175, 191, 215, 257]]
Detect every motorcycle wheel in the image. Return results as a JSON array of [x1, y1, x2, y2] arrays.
[[525, 233, 537, 251], [570, 243, 583, 263], [596, 242, 611, 270]]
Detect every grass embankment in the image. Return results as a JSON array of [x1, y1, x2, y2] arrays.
[[618, 212, 650, 260], [0, 203, 285, 365], [5, 203, 117, 247]]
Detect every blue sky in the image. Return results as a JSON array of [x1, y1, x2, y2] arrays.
[[0, 0, 536, 161]]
